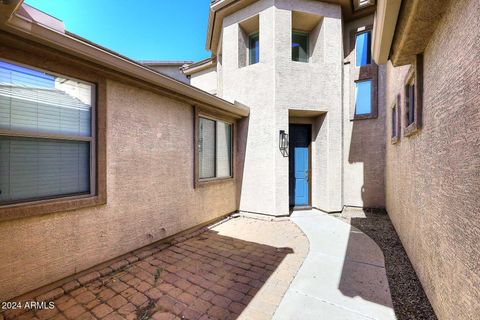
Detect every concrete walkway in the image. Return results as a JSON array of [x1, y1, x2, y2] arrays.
[[274, 210, 396, 320]]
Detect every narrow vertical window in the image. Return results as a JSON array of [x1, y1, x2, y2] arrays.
[[355, 79, 372, 115], [0, 60, 95, 204], [391, 96, 401, 142], [392, 104, 397, 138], [403, 54, 423, 136], [216, 121, 232, 178], [198, 116, 232, 180], [292, 31, 309, 62], [199, 118, 215, 179], [248, 33, 259, 65], [405, 83, 415, 126], [355, 31, 371, 66]]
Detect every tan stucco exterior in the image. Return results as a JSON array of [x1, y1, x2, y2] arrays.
[[385, 0, 480, 318], [0, 76, 239, 301], [1, 1, 479, 317], [188, 0, 386, 214], [0, 20, 243, 301]]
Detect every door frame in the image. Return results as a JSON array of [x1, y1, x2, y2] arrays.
[[289, 123, 312, 209]]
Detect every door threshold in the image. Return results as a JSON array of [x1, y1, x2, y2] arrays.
[[290, 205, 312, 211]]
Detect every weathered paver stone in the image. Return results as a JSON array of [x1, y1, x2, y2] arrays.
[[4, 217, 307, 320]]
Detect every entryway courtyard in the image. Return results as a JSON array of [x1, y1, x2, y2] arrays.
[[1, 210, 435, 320]]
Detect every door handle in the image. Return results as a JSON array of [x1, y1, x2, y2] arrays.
[[305, 170, 309, 181]]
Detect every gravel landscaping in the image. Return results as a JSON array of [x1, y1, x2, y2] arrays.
[[332, 208, 437, 320]]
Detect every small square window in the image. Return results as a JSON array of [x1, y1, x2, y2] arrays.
[[355, 79, 372, 115], [292, 31, 309, 62], [355, 31, 371, 67], [248, 33, 259, 65]]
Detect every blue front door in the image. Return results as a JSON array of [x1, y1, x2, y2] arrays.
[[289, 124, 311, 207]]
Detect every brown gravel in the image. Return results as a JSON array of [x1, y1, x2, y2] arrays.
[[332, 208, 437, 320]]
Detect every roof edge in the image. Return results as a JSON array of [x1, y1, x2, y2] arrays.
[[1, 2, 248, 118], [181, 58, 217, 76]]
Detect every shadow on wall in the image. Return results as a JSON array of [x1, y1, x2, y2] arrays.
[[3, 229, 294, 320], [235, 115, 250, 210], [337, 209, 437, 320], [348, 115, 385, 208]]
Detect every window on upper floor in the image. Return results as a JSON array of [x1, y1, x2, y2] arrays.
[[292, 31, 309, 63], [355, 31, 371, 66], [248, 32, 259, 65], [354, 79, 372, 116], [0, 60, 96, 205], [198, 115, 233, 181]]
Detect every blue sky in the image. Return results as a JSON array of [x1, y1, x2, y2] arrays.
[[24, 0, 212, 62]]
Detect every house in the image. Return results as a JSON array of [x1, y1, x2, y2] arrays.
[[138, 60, 192, 84], [0, 0, 478, 319]]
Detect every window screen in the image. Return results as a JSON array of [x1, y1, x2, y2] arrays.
[[0, 60, 94, 204], [198, 117, 232, 180], [292, 32, 309, 62], [199, 117, 215, 179], [355, 31, 371, 66], [355, 80, 372, 115]]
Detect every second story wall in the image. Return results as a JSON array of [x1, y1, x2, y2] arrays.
[[190, 66, 218, 95]]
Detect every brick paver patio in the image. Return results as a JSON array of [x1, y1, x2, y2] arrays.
[[3, 217, 307, 320]]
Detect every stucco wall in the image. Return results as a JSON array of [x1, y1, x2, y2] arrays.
[[219, 0, 343, 215], [342, 15, 386, 208], [145, 64, 190, 84], [190, 66, 218, 95], [0, 79, 238, 301], [385, 0, 480, 318]]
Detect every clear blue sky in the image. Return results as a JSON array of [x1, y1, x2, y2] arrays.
[[24, 0, 212, 62]]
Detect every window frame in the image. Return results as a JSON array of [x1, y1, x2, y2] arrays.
[[349, 25, 378, 121], [391, 94, 401, 144], [194, 107, 235, 187], [0, 59, 97, 205], [354, 30, 372, 67], [248, 32, 260, 65], [353, 77, 378, 120], [0, 49, 106, 222], [292, 30, 310, 63], [403, 54, 423, 137]]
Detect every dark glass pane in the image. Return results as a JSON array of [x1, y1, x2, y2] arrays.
[[292, 32, 309, 62], [249, 33, 259, 65], [406, 84, 415, 125], [392, 106, 397, 138]]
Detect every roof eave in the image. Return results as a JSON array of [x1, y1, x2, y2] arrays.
[[0, 1, 249, 118], [372, 0, 402, 65]]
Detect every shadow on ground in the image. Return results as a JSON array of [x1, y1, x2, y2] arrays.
[[3, 229, 294, 320], [336, 209, 437, 320]]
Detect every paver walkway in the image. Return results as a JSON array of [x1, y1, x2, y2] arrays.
[[274, 210, 396, 320], [2, 217, 307, 320]]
